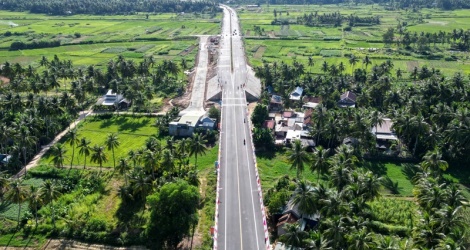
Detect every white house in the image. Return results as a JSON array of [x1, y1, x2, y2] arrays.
[[289, 87, 303, 101], [169, 114, 216, 137], [101, 89, 124, 106], [372, 118, 398, 141]]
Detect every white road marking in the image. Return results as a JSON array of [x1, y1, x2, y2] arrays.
[[240, 93, 261, 250]]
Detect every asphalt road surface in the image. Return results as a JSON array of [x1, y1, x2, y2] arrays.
[[216, 5, 266, 250]]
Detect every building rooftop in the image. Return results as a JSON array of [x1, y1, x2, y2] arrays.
[[178, 114, 203, 126], [372, 118, 398, 140], [289, 87, 303, 101]]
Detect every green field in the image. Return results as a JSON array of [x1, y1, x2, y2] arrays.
[[40, 115, 158, 169], [0, 10, 221, 66], [257, 151, 414, 197], [239, 4, 470, 75]]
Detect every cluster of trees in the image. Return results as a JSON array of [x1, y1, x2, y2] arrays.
[[296, 12, 380, 27], [0, 0, 218, 15], [265, 142, 469, 249], [0, 175, 68, 230], [0, 54, 191, 173], [296, 12, 343, 27], [10, 40, 60, 51], [1, 127, 210, 247], [115, 132, 208, 248], [0, 57, 82, 174], [383, 27, 470, 52], [103, 55, 189, 111], [254, 55, 470, 163]]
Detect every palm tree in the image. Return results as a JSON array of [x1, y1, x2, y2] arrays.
[[116, 158, 131, 185], [349, 55, 359, 74], [105, 133, 120, 170], [5, 179, 27, 228], [50, 143, 67, 169], [279, 223, 310, 250], [130, 169, 153, 212], [347, 228, 376, 250], [128, 150, 139, 168], [287, 140, 309, 179], [370, 110, 385, 136], [321, 61, 329, 74], [91, 145, 108, 173], [77, 137, 91, 169], [28, 185, 42, 227], [421, 149, 448, 176], [410, 115, 430, 156], [66, 128, 80, 172], [363, 55, 372, 71], [292, 180, 316, 217], [308, 56, 314, 74], [189, 133, 207, 168], [40, 180, 61, 229], [160, 149, 175, 173], [142, 149, 160, 179], [310, 146, 330, 183]]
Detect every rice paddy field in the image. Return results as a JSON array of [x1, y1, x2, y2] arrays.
[[0, 11, 221, 67], [239, 4, 470, 76]]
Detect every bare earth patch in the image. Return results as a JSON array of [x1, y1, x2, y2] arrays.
[[254, 46, 266, 59], [42, 239, 146, 250], [407, 61, 420, 72]]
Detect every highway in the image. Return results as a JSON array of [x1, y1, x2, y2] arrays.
[[215, 5, 267, 250]]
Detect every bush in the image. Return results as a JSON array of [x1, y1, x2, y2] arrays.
[[86, 218, 108, 232]]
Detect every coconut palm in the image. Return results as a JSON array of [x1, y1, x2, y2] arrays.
[[142, 149, 159, 179], [359, 171, 382, 201], [321, 61, 329, 74], [105, 133, 120, 169], [349, 55, 359, 74], [189, 133, 207, 168], [116, 158, 131, 185], [308, 56, 314, 74], [292, 180, 316, 217], [91, 145, 108, 173], [421, 149, 448, 176], [5, 179, 27, 228], [410, 114, 430, 156], [77, 137, 91, 169], [130, 169, 153, 211], [128, 149, 139, 168], [160, 149, 175, 173], [50, 143, 67, 169], [28, 185, 42, 227], [40, 180, 61, 229], [347, 228, 376, 250], [65, 128, 80, 172], [370, 110, 385, 136], [279, 223, 310, 250], [310, 146, 330, 183], [287, 140, 309, 179], [363, 55, 372, 71]]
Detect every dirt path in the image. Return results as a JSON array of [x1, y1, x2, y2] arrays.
[[42, 239, 146, 250], [15, 109, 93, 178]]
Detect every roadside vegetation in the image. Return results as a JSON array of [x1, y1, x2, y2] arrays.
[[0, 115, 218, 249]]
